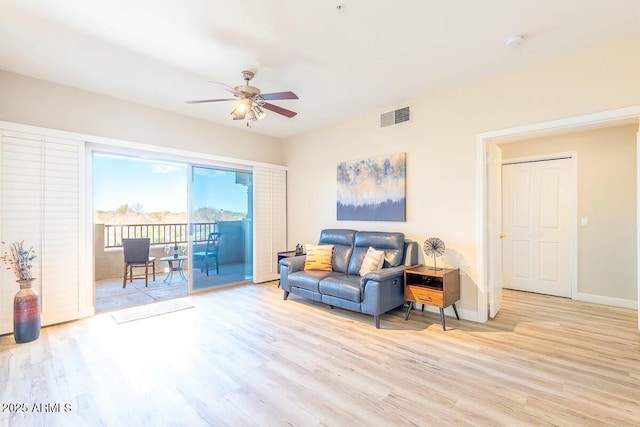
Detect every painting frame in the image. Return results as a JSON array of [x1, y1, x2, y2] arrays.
[[336, 152, 406, 221]]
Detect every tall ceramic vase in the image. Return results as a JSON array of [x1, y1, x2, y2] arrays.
[[13, 278, 41, 343]]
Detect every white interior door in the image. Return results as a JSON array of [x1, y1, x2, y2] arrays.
[[488, 143, 503, 317], [502, 158, 572, 297]]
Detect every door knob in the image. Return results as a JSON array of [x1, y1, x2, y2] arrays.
[[499, 233, 506, 239]]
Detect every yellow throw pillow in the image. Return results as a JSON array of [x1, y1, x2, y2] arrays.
[[304, 244, 334, 271], [359, 246, 385, 276]]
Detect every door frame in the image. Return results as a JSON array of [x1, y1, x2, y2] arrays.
[[501, 153, 578, 299], [487, 143, 503, 317], [86, 137, 284, 300], [476, 105, 640, 327]]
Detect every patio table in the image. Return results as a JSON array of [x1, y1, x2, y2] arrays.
[[160, 255, 188, 284]]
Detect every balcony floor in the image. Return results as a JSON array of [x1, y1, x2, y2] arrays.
[[95, 262, 251, 313]]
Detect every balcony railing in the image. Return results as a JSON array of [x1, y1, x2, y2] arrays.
[[104, 222, 217, 248]]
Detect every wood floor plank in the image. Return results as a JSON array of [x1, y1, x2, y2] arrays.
[[1, 285, 639, 426]]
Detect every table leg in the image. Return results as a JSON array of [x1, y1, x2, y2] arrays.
[[178, 260, 187, 281], [163, 261, 175, 284], [165, 259, 187, 284], [439, 308, 446, 331], [404, 302, 413, 320]]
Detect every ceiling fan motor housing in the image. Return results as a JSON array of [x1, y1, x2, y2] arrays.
[[236, 70, 261, 98], [235, 85, 261, 98]]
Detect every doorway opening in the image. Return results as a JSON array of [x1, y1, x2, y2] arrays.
[[93, 153, 188, 312], [478, 106, 640, 328]]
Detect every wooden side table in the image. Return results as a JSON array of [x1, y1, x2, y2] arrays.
[[404, 265, 460, 330]]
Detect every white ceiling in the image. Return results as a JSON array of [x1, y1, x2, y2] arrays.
[[1, 1, 639, 139]]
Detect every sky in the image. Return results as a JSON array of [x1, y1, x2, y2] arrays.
[[93, 154, 250, 213]]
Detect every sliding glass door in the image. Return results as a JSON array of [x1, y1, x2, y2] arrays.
[[92, 150, 284, 311], [189, 165, 253, 291]]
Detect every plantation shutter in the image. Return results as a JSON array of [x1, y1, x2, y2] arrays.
[[253, 167, 286, 283], [0, 130, 86, 334]]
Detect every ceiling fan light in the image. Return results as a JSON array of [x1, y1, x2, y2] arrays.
[[254, 105, 266, 120], [230, 99, 250, 120], [247, 109, 257, 122], [230, 108, 244, 120]]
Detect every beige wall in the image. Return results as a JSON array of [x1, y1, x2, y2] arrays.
[[501, 124, 637, 302], [0, 70, 284, 165], [283, 34, 640, 317], [3, 33, 640, 318]]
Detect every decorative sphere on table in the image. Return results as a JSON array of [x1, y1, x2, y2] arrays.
[[423, 237, 445, 271]]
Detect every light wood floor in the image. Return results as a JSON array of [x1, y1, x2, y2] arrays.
[[1, 284, 639, 426]]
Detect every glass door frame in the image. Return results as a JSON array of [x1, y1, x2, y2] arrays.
[[88, 142, 257, 298], [186, 163, 254, 294]]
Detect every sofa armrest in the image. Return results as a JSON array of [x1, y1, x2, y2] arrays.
[[359, 266, 407, 317], [279, 255, 306, 292], [280, 255, 306, 274], [361, 265, 407, 283]]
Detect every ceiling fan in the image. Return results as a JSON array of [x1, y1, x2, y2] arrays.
[[186, 70, 298, 126]]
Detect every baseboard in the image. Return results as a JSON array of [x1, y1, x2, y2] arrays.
[[577, 293, 637, 309], [42, 307, 95, 327], [413, 304, 476, 322]]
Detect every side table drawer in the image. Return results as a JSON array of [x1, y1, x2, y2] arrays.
[[405, 285, 444, 307]]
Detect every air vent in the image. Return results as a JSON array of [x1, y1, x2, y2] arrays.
[[380, 106, 411, 128]]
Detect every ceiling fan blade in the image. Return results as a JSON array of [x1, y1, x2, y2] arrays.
[[209, 81, 240, 96], [185, 98, 236, 104], [260, 91, 299, 101], [262, 102, 297, 118]]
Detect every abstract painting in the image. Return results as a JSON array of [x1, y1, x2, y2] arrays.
[[337, 153, 406, 221]]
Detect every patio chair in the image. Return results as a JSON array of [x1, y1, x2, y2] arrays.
[[193, 232, 221, 275], [122, 238, 156, 288]]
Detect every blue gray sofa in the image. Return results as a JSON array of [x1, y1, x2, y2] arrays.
[[279, 229, 419, 328]]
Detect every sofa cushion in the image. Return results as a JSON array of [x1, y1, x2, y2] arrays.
[[319, 229, 356, 274], [348, 231, 405, 275], [304, 244, 334, 271], [288, 270, 335, 293], [319, 275, 362, 302], [290, 286, 323, 302], [359, 246, 385, 276], [321, 294, 361, 312]]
